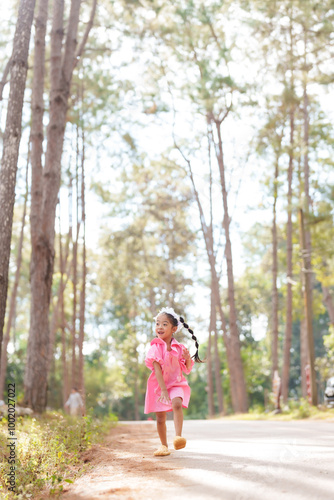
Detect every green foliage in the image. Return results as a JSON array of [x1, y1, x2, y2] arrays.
[[286, 398, 311, 419], [224, 398, 334, 420], [323, 326, 334, 359], [185, 363, 211, 419], [242, 340, 271, 407], [0, 412, 117, 499]]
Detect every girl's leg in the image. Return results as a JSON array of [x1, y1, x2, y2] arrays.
[[156, 411, 167, 446], [172, 397, 183, 437]]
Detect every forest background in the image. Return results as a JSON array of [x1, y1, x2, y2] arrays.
[[0, 0, 334, 421]]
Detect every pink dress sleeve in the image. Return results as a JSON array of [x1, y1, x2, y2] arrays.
[[145, 344, 164, 370]]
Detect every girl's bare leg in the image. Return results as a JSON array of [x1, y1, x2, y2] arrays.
[[156, 411, 168, 446], [172, 397, 183, 436]]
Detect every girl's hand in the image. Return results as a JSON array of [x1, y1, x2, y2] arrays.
[[182, 347, 191, 360], [158, 390, 171, 405]]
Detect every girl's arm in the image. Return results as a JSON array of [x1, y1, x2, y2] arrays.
[[185, 357, 192, 371], [153, 361, 171, 403], [182, 347, 193, 373]]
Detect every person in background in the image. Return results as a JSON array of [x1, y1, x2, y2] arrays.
[[64, 387, 85, 416]]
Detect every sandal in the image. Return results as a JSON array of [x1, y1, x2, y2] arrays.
[[153, 445, 171, 456], [173, 436, 186, 450]]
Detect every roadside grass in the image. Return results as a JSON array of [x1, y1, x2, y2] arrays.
[[0, 410, 117, 499], [220, 400, 334, 421]]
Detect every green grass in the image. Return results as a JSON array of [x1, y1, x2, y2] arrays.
[[0, 410, 117, 499]]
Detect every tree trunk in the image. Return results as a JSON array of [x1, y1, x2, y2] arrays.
[[48, 227, 71, 369], [303, 83, 312, 274], [299, 209, 317, 405], [78, 120, 86, 408], [24, 0, 95, 412], [59, 232, 69, 406], [271, 158, 279, 378], [176, 144, 240, 412], [214, 119, 248, 413], [212, 299, 224, 414], [0, 161, 29, 400], [72, 234, 78, 388], [0, 0, 36, 361], [300, 317, 308, 399], [207, 288, 215, 418], [0, 57, 13, 101], [134, 354, 140, 421], [296, 131, 309, 400], [301, 29, 317, 404], [282, 107, 295, 403], [24, 0, 52, 412], [12, 299, 17, 349]]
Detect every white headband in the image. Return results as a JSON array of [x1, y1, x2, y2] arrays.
[[154, 307, 183, 333]]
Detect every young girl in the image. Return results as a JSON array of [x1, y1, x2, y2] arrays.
[[144, 307, 203, 456]]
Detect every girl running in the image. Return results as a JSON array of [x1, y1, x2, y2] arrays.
[[144, 307, 203, 456]]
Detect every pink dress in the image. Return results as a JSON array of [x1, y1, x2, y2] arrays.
[[144, 337, 194, 414]]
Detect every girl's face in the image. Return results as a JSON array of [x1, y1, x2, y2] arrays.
[[155, 314, 177, 344]]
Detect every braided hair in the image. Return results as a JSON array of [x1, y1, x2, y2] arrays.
[[163, 312, 204, 363]]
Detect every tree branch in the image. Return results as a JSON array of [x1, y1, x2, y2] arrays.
[[0, 57, 12, 101], [73, 0, 97, 69]]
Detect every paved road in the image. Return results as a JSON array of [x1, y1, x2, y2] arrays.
[[147, 419, 334, 500], [63, 419, 334, 500]]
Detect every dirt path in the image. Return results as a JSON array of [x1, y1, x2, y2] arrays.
[[61, 422, 188, 500]]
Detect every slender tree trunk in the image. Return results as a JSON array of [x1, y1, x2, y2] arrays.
[[48, 228, 71, 368], [30, 0, 48, 237], [78, 118, 86, 407], [12, 300, 17, 349], [272, 158, 279, 378], [176, 144, 239, 412], [47, 201, 73, 387], [208, 137, 224, 415], [59, 230, 69, 406], [0, 57, 12, 101], [214, 119, 248, 413], [0, 161, 29, 400], [300, 317, 308, 398], [0, 0, 36, 360], [303, 83, 312, 274], [282, 107, 295, 403], [72, 234, 78, 388], [212, 299, 224, 414], [72, 129, 82, 388], [299, 209, 317, 405], [207, 288, 215, 418], [134, 353, 140, 421], [296, 139, 309, 397], [301, 29, 316, 404]]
